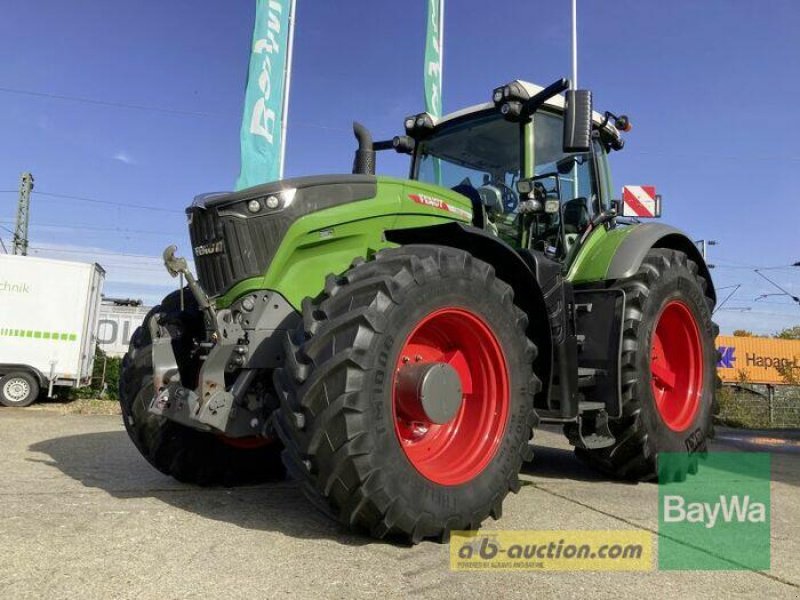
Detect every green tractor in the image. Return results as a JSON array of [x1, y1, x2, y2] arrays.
[[120, 78, 718, 543]]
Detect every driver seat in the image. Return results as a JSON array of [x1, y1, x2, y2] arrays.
[[563, 197, 590, 234]]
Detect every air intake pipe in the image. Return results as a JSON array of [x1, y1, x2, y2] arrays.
[[352, 121, 376, 175]]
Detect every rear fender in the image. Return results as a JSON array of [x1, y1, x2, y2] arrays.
[[607, 223, 716, 304], [0, 364, 47, 389]]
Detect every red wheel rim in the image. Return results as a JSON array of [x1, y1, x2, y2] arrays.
[[392, 307, 510, 486], [217, 435, 273, 450], [650, 300, 704, 432]]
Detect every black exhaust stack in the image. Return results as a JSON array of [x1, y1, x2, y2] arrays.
[[352, 121, 376, 175]]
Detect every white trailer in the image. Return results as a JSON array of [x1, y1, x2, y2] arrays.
[[0, 254, 105, 406]]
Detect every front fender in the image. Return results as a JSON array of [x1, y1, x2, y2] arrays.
[[386, 222, 554, 405]]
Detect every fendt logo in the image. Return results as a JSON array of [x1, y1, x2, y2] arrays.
[[193, 240, 225, 257], [717, 346, 736, 368]]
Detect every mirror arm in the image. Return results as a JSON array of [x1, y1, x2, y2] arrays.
[[373, 140, 394, 151], [520, 78, 570, 120]]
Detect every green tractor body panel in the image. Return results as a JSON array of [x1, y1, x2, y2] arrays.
[[567, 221, 715, 302], [215, 176, 472, 309], [566, 225, 636, 284]]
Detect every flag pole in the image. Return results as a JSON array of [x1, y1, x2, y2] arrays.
[[439, 0, 444, 113], [571, 0, 578, 89], [278, 0, 297, 180]]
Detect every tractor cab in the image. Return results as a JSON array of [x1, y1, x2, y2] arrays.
[[404, 80, 625, 264]]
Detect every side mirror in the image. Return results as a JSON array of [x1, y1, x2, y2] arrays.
[[563, 89, 593, 153], [617, 185, 662, 218]]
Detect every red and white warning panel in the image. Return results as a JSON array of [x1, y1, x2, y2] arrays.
[[621, 185, 661, 218]]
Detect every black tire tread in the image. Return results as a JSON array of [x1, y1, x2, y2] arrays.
[[574, 249, 718, 481], [273, 245, 540, 543], [118, 291, 283, 486]]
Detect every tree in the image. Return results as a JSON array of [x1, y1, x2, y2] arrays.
[[733, 329, 755, 337], [775, 325, 800, 340]]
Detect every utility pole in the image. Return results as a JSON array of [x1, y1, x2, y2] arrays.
[[694, 239, 717, 267], [13, 172, 34, 256]]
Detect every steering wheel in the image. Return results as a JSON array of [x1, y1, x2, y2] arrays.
[[495, 181, 519, 213]]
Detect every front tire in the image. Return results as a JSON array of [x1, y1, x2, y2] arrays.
[[273, 246, 540, 543], [0, 372, 40, 407], [119, 290, 283, 486], [575, 249, 717, 482]]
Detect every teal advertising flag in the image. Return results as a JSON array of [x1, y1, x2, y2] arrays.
[[424, 0, 444, 118], [236, 0, 296, 191]]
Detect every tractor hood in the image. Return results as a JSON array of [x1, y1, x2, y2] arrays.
[[187, 175, 377, 298]]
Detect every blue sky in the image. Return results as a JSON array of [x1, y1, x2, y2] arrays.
[[0, 0, 798, 334]]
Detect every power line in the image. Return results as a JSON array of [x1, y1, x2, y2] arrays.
[[1, 189, 185, 213], [0, 86, 348, 132], [0, 219, 177, 237], [0, 85, 222, 118], [32, 191, 185, 214], [754, 269, 800, 306], [623, 149, 800, 163], [713, 284, 741, 314], [28, 246, 163, 260]]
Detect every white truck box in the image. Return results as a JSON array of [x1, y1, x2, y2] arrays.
[[0, 254, 105, 399]]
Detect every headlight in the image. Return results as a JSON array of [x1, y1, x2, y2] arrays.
[[247, 199, 262, 213], [264, 188, 297, 211], [545, 199, 560, 214]]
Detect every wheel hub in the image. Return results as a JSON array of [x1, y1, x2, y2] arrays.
[[392, 307, 510, 486], [395, 362, 463, 424], [3, 378, 30, 402]]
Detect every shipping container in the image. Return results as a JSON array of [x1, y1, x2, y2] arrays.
[[716, 335, 800, 385]]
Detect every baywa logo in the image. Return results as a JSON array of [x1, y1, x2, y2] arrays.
[[658, 452, 771, 570], [663, 494, 767, 529], [0, 280, 31, 294]]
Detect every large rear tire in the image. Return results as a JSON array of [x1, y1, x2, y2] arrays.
[[574, 249, 717, 482], [273, 246, 540, 543], [119, 290, 283, 486]]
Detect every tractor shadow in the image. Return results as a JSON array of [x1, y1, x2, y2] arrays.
[[525, 426, 800, 488], [28, 430, 378, 547], [521, 425, 623, 483], [521, 444, 619, 483]]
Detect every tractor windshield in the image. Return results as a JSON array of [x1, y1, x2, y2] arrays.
[[414, 112, 520, 192]]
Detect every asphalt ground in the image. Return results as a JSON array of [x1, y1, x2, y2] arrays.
[[1, 409, 798, 599]]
